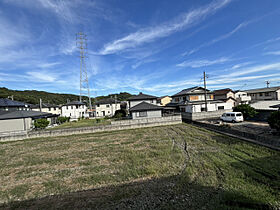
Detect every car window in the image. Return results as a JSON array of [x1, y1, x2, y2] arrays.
[[230, 114, 235, 117], [226, 114, 231, 117], [236, 113, 242, 116]]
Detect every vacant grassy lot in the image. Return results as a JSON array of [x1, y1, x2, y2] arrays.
[[50, 118, 111, 129], [0, 123, 279, 209]]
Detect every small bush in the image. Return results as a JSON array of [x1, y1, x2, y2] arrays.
[[57, 117, 70, 124], [233, 104, 258, 119], [113, 109, 127, 118], [268, 111, 280, 132], [34, 118, 49, 129]]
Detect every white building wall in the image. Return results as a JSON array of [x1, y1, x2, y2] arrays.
[[94, 103, 121, 117], [32, 107, 61, 115], [61, 105, 87, 119], [0, 118, 32, 133]]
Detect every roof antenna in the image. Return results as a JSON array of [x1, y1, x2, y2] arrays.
[[266, 81, 270, 88]]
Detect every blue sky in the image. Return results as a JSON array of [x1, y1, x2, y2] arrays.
[[1, 0, 280, 97]]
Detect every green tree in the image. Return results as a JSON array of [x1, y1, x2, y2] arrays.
[[233, 104, 258, 119], [57, 116, 70, 124], [34, 119, 49, 129], [267, 111, 280, 132]]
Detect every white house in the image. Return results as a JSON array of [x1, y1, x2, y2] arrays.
[[61, 101, 87, 120], [234, 91, 251, 105], [31, 103, 61, 115], [245, 86, 280, 102], [93, 98, 121, 117], [127, 93, 163, 119]]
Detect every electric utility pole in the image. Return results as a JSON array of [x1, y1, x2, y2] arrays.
[[203, 71, 208, 112], [266, 81, 270, 88], [76, 32, 92, 110]]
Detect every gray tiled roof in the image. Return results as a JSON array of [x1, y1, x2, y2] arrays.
[[127, 93, 157, 101], [172, 86, 209, 97], [129, 102, 163, 111], [246, 86, 280, 94], [0, 110, 57, 120], [0, 98, 28, 107]]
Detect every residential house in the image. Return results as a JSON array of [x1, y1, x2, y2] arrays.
[[169, 86, 232, 120], [249, 101, 280, 121], [127, 92, 159, 109], [127, 93, 163, 119], [234, 91, 251, 105], [245, 86, 280, 102], [157, 96, 172, 106], [61, 101, 87, 120], [30, 103, 61, 115], [93, 98, 121, 117], [0, 110, 58, 133], [0, 98, 30, 111], [129, 102, 163, 119], [213, 88, 236, 109]]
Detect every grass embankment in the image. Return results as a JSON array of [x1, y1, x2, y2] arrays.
[[0, 123, 279, 209], [49, 118, 111, 130]]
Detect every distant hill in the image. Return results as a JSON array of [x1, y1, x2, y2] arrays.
[[0, 87, 134, 105]]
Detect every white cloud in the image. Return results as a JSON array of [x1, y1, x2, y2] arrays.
[[177, 57, 230, 68], [26, 71, 57, 82], [231, 62, 253, 69], [185, 21, 249, 55], [264, 51, 280, 55], [99, 0, 232, 55]]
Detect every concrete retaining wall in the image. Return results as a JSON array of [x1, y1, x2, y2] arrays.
[[0, 115, 182, 142], [182, 109, 232, 121]]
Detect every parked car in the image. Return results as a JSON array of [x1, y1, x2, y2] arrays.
[[220, 112, 244, 123]]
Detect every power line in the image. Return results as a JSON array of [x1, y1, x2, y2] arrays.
[[76, 32, 92, 110]]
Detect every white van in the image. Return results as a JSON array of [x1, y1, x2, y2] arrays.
[[220, 112, 244, 123]]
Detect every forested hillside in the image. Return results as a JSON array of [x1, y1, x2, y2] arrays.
[[0, 87, 134, 105]]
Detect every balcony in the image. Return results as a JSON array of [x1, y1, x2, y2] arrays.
[[236, 95, 251, 102]]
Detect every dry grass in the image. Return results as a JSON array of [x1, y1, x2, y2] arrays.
[[0, 123, 279, 209]]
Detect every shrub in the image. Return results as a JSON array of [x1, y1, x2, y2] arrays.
[[57, 116, 70, 124], [233, 104, 258, 119], [34, 119, 49, 129], [268, 111, 280, 132], [113, 109, 127, 118]]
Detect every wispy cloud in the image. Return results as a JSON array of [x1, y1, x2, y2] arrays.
[[185, 21, 249, 55], [231, 62, 253, 69], [99, 0, 232, 55], [264, 50, 280, 55], [177, 57, 230, 68]]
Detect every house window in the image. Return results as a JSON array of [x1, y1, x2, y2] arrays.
[[138, 111, 147, 117], [180, 108, 185, 112], [54, 108, 56, 111], [71, 106, 73, 109], [175, 98, 179, 102], [76, 105, 79, 109], [97, 104, 100, 107], [190, 96, 198, 101], [201, 107, 206, 112], [108, 111, 110, 113], [259, 93, 263, 96], [265, 92, 270, 96], [106, 105, 110, 108], [218, 106, 224, 110], [48, 108, 51, 111], [66, 106, 68, 110]]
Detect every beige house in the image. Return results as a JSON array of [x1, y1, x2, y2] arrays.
[[93, 98, 121, 117], [213, 88, 236, 109], [246, 86, 280, 102], [31, 103, 61, 115], [157, 96, 172, 106]]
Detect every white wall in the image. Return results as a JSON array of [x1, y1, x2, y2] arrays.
[[181, 102, 231, 113], [32, 107, 61, 115], [132, 110, 162, 119], [61, 105, 87, 119], [94, 103, 121, 117]]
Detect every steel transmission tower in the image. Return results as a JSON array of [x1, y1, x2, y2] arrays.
[[76, 32, 92, 110]]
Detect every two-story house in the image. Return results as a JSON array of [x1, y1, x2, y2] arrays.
[[213, 88, 236, 109], [93, 98, 121, 117], [127, 93, 163, 119], [246, 86, 280, 102], [170, 86, 232, 113], [61, 101, 87, 120], [0, 98, 30, 111], [157, 96, 172, 106], [234, 91, 251, 105], [30, 103, 61, 115]]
